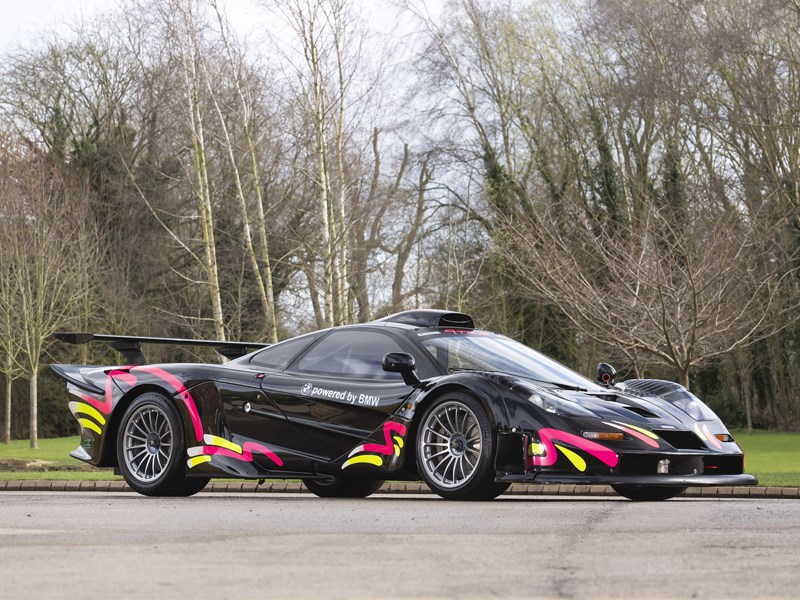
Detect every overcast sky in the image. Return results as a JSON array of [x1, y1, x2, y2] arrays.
[[0, 0, 436, 55], [0, 0, 107, 51]]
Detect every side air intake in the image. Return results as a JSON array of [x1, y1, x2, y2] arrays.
[[376, 309, 475, 329]]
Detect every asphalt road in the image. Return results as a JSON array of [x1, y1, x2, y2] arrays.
[[0, 492, 798, 599]]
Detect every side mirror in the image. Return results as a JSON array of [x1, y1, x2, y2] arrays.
[[382, 352, 421, 387], [597, 363, 616, 387]]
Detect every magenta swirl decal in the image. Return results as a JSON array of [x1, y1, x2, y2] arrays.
[[342, 421, 407, 469], [186, 435, 283, 468], [529, 428, 619, 471]]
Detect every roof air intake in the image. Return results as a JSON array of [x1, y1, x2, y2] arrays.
[[375, 309, 475, 329]]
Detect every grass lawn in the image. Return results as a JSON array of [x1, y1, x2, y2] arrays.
[[732, 430, 800, 487], [0, 436, 86, 467], [0, 436, 120, 480], [0, 432, 797, 486]]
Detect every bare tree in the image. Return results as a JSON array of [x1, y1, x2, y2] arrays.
[[3, 156, 96, 447], [207, 1, 280, 342], [498, 197, 799, 388], [0, 147, 25, 443]]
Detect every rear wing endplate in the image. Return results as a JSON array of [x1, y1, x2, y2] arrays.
[[54, 332, 269, 364]]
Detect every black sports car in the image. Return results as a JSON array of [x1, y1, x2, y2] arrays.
[[52, 309, 756, 501]]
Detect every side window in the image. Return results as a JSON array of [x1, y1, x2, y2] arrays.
[[294, 330, 404, 380], [249, 335, 318, 369]]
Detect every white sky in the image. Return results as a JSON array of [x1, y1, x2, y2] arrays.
[[0, 0, 108, 52], [0, 0, 441, 53]]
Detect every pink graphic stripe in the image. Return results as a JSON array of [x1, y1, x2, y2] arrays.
[[130, 365, 204, 442], [79, 368, 136, 415], [532, 428, 619, 468], [361, 422, 408, 455], [200, 442, 283, 467]]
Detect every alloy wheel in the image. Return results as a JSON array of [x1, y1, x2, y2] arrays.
[[419, 400, 482, 489], [121, 404, 174, 483]]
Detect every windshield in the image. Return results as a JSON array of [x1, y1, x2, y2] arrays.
[[415, 330, 602, 391]]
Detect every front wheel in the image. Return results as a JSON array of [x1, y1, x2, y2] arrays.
[[416, 393, 509, 501], [302, 477, 384, 498], [611, 484, 687, 501], [117, 392, 209, 497]]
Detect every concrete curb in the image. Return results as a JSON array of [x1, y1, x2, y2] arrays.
[[0, 480, 797, 498]]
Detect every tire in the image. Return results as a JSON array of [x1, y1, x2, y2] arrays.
[[611, 485, 687, 501], [302, 477, 384, 498], [416, 393, 509, 501], [117, 392, 210, 497]]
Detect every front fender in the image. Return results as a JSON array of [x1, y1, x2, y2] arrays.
[[410, 373, 514, 432]]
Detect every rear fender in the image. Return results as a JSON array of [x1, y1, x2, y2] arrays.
[[59, 364, 218, 469]]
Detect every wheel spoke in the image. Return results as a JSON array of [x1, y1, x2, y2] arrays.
[[427, 448, 450, 459], [425, 427, 450, 441], [432, 414, 452, 436], [446, 455, 458, 484], [457, 409, 469, 435], [464, 452, 476, 469], [445, 408, 458, 435]]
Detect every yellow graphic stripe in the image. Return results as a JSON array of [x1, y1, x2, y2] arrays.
[[203, 434, 242, 454], [187, 455, 212, 468], [77, 418, 102, 435], [342, 455, 383, 469], [614, 421, 659, 439], [393, 436, 404, 448], [530, 442, 546, 456], [68, 401, 107, 425], [554, 443, 587, 472]]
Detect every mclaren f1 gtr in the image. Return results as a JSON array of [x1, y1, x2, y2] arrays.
[[52, 309, 756, 501]]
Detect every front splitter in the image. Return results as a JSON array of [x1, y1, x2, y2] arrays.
[[498, 473, 759, 487]]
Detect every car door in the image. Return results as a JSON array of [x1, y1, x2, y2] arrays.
[[258, 328, 416, 460], [220, 333, 325, 471]]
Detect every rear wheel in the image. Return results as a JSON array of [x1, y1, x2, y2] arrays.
[[117, 392, 209, 497], [611, 485, 687, 501], [302, 477, 384, 498], [416, 393, 509, 500]]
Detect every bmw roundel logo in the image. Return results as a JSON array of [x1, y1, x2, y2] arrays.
[[301, 383, 313, 396]]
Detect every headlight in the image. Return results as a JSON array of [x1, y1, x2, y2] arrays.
[[529, 392, 596, 417], [661, 388, 718, 421]]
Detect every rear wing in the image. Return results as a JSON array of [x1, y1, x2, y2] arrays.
[[54, 332, 269, 364]]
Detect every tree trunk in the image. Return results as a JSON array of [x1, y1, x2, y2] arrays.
[[678, 365, 691, 390], [3, 375, 11, 444], [29, 366, 38, 449]]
